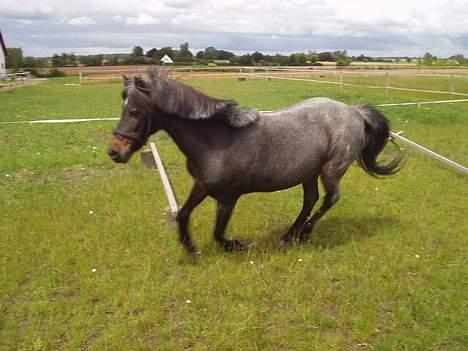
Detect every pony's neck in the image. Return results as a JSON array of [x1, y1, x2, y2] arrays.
[[159, 114, 221, 163]]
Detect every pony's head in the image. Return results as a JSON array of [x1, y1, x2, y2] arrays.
[[107, 75, 157, 163], [107, 68, 259, 163]]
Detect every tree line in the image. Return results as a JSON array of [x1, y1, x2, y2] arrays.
[[5, 44, 468, 70]]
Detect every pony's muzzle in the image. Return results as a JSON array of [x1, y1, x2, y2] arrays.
[[107, 137, 133, 163], [107, 147, 122, 162]]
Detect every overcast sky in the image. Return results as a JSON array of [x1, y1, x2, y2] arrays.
[[1, 0, 467, 57]]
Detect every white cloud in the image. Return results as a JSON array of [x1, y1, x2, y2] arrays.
[[126, 13, 161, 25], [161, 0, 194, 8], [67, 16, 96, 26], [0, 0, 467, 56]]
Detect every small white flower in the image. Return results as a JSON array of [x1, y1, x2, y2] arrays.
[[89, 210, 94, 215], [185, 299, 192, 304], [415, 254, 420, 259], [249, 260, 254, 265], [374, 187, 379, 191], [36, 152, 41, 155], [5, 174, 10, 177], [298, 258, 303, 262], [91, 268, 97, 273]]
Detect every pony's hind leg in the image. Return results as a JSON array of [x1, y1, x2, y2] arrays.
[[177, 182, 207, 254], [299, 165, 347, 242], [281, 176, 319, 243], [214, 197, 244, 251]]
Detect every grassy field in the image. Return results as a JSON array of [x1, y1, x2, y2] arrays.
[[1, 76, 467, 350]]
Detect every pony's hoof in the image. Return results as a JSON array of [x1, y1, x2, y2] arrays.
[[223, 239, 245, 252], [280, 232, 295, 244], [281, 228, 301, 244], [280, 235, 291, 244], [298, 233, 311, 243], [184, 243, 199, 256]]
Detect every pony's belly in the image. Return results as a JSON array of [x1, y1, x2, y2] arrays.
[[246, 171, 311, 193]]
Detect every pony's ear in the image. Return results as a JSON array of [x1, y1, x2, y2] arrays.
[[134, 76, 148, 90], [123, 75, 131, 86]]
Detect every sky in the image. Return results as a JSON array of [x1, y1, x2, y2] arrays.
[[1, 0, 467, 58]]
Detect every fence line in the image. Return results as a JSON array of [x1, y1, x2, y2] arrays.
[[242, 73, 468, 97], [150, 142, 179, 216], [390, 132, 468, 173], [2, 97, 468, 125], [1, 113, 466, 174], [376, 98, 468, 107]]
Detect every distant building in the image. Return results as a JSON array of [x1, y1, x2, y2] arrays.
[[160, 55, 174, 65], [0, 30, 7, 78]]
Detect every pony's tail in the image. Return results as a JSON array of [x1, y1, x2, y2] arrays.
[[355, 105, 403, 177]]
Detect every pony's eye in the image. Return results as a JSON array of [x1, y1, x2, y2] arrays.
[[129, 110, 139, 117]]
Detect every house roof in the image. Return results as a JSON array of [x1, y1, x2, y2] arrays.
[[0, 31, 7, 56], [160, 54, 173, 63]]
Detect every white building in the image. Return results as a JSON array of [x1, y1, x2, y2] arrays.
[[160, 55, 174, 65], [0, 31, 7, 78]]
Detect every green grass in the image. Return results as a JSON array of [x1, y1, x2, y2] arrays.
[[0, 76, 467, 350]]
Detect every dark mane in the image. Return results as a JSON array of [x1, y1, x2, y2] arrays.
[[125, 68, 259, 128]]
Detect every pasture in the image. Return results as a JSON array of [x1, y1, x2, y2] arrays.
[[1, 73, 467, 350]]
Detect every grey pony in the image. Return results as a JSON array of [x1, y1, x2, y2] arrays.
[[108, 69, 402, 254]]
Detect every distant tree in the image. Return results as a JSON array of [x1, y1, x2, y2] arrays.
[[251, 51, 265, 64], [423, 52, 436, 65], [333, 50, 352, 66], [195, 47, 235, 62], [23, 56, 47, 68], [318, 52, 335, 62], [78, 55, 103, 66], [158, 47, 175, 59], [238, 54, 252, 65], [108, 55, 120, 66], [146, 48, 159, 58], [203, 47, 218, 59], [288, 53, 307, 66], [449, 54, 465, 64], [355, 54, 370, 62], [132, 46, 144, 57], [51, 54, 64, 67], [128, 46, 145, 64], [306, 51, 318, 64], [271, 54, 289, 66], [60, 52, 77, 66], [177, 42, 193, 60], [6, 48, 24, 69], [216, 49, 235, 60]]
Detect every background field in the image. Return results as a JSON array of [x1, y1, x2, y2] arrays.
[[1, 73, 467, 350]]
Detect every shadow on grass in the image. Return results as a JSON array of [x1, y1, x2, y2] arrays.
[[246, 214, 400, 253], [181, 215, 400, 261]]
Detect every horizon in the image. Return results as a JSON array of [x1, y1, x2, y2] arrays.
[[1, 0, 467, 58], [7, 47, 458, 60]]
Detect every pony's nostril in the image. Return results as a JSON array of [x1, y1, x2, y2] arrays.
[[107, 148, 118, 158]]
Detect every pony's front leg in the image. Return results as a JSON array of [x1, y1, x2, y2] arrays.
[[177, 182, 207, 254], [214, 198, 244, 251]]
